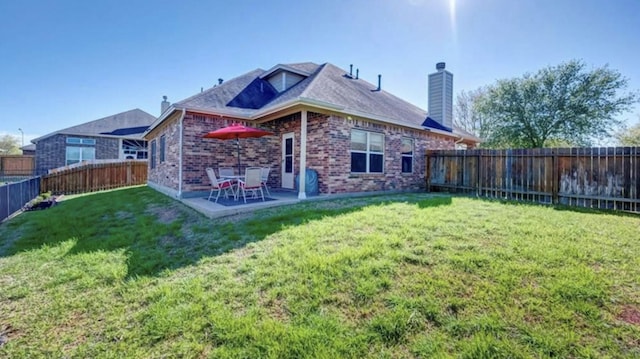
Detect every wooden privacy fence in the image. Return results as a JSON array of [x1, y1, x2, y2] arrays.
[[0, 155, 35, 177], [41, 160, 148, 195], [426, 147, 640, 213]]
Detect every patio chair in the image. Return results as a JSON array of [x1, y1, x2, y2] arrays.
[[260, 167, 271, 196], [206, 167, 235, 203], [237, 167, 264, 203], [218, 167, 235, 178]]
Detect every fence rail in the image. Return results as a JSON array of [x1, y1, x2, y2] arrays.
[[426, 147, 640, 213], [0, 177, 40, 222], [41, 160, 148, 195]]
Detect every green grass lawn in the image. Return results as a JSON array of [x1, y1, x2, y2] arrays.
[[1, 186, 639, 358]]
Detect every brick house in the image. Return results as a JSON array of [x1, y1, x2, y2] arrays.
[[144, 62, 479, 199], [32, 109, 156, 174]]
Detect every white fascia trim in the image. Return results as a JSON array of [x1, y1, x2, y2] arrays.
[[346, 110, 426, 131], [145, 105, 177, 136], [427, 127, 457, 137], [180, 106, 254, 120], [255, 97, 345, 119]]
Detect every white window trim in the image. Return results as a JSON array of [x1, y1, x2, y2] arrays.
[[401, 137, 414, 173], [66, 137, 96, 145], [65, 146, 95, 166], [351, 129, 384, 173]]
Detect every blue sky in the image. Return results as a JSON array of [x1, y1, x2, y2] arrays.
[[1, 0, 639, 145]]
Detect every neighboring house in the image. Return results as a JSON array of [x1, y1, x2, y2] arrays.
[[144, 62, 479, 199], [21, 143, 36, 156], [32, 109, 156, 174]]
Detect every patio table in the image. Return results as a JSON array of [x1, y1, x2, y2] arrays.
[[220, 175, 244, 200]]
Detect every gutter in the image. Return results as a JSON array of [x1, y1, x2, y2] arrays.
[[177, 108, 186, 198]]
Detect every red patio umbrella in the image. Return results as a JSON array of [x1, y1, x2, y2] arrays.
[[202, 123, 274, 174]]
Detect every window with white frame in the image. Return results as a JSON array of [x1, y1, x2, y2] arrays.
[[65, 137, 96, 165], [66, 137, 96, 145], [401, 138, 413, 173], [65, 146, 95, 166], [150, 140, 157, 169], [350, 129, 384, 173]]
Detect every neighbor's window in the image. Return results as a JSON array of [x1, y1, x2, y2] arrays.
[[65, 146, 95, 166], [401, 138, 413, 173], [150, 140, 157, 169], [66, 137, 96, 145], [65, 137, 96, 165], [159, 135, 166, 163], [350, 129, 384, 173]]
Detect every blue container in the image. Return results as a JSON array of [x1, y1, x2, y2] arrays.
[[295, 168, 319, 196]]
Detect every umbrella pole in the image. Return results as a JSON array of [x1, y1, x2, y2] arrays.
[[236, 136, 241, 175]]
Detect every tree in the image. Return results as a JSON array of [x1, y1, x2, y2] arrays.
[[615, 118, 640, 146], [476, 60, 638, 148], [453, 87, 489, 138], [0, 134, 21, 155]]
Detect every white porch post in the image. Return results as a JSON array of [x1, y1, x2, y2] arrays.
[[298, 110, 307, 199]]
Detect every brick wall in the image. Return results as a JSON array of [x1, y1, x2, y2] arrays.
[[147, 115, 182, 193], [181, 114, 279, 193], [35, 134, 120, 175], [304, 113, 455, 194], [148, 110, 457, 197]]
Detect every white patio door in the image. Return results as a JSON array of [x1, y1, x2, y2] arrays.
[[281, 132, 294, 189]]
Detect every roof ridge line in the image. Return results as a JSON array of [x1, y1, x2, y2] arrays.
[[298, 63, 329, 99], [175, 68, 265, 105]]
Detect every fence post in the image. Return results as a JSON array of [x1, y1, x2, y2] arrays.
[[551, 149, 558, 205], [476, 150, 481, 197], [425, 151, 431, 192], [127, 161, 132, 185]]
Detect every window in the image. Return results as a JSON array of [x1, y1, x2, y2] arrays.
[[159, 135, 166, 163], [65, 137, 96, 165], [150, 140, 157, 169], [350, 130, 384, 173], [401, 138, 413, 173], [65, 146, 95, 165], [66, 137, 96, 145]]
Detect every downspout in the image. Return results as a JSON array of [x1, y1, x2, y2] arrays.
[[298, 110, 308, 199], [177, 108, 186, 198], [455, 135, 465, 148]]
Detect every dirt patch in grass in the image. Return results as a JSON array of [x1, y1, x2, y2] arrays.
[[0, 324, 20, 347], [618, 305, 640, 326], [146, 205, 182, 224]]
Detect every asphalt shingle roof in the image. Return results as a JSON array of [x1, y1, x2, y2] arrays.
[[167, 62, 478, 141], [33, 109, 156, 142]]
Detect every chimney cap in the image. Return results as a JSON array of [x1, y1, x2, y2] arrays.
[[436, 62, 446, 71]]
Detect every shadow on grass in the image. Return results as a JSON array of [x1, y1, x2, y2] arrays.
[[0, 187, 448, 279], [417, 196, 452, 208], [458, 194, 639, 218]]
